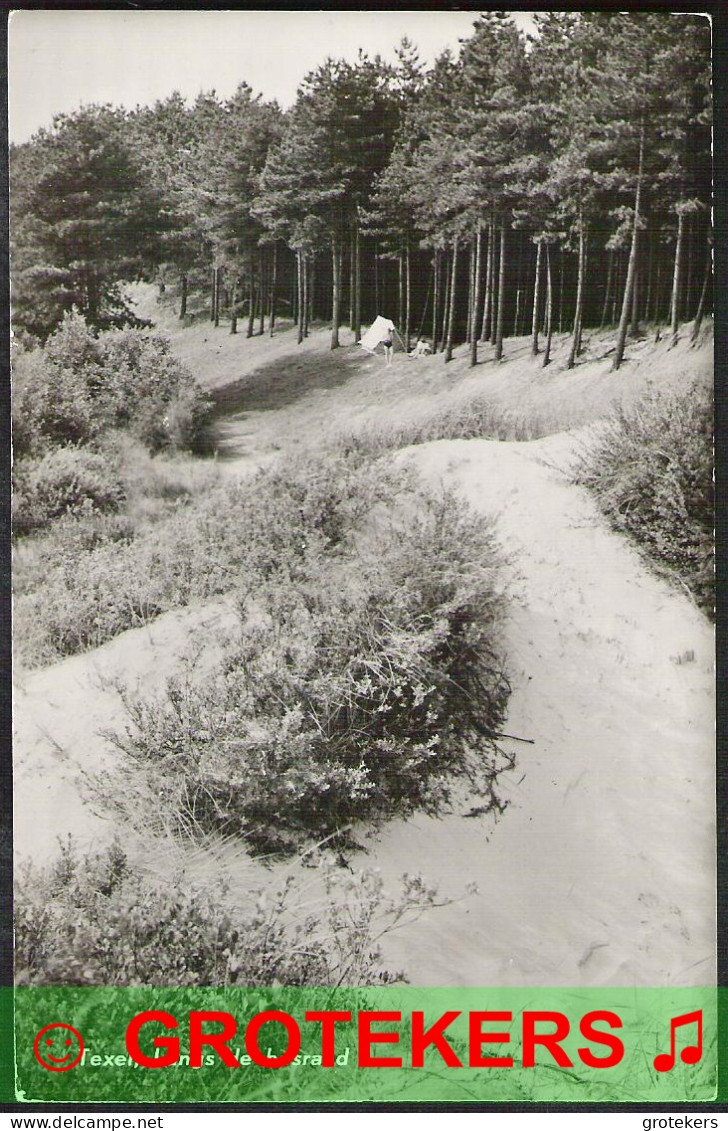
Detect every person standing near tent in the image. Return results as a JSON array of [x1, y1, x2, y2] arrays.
[[359, 315, 396, 365]]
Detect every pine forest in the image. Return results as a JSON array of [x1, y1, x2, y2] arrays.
[[10, 12, 713, 368]]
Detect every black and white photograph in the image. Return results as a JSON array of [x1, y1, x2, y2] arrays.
[[7, 7, 716, 1106]]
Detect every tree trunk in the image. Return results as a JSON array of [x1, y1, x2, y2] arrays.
[[685, 212, 694, 317], [374, 242, 379, 313], [600, 249, 613, 330], [691, 231, 712, 344], [492, 223, 497, 343], [269, 243, 277, 336], [214, 266, 222, 328], [179, 272, 188, 319], [531, 238, 543, 357], [432, 249, 440, 354], [494, 219, 507, 361], [331, 237, 342, 349], [630, 220, 641, 337], [229, 275, 238, 335], [442, 247, 452, 353], [575, 237, 587, 355], [512, 230, 524, 336], [479, 216, 493, 343], [612, 126, 645, 370], [466, 241, 475, 345], [246, 264, 255, 339], [354, 221, 361, 342], [302, 253, 309, 338], [487, 212, 496, 341], [404, 242, 411, 353], [296, 250, 304, 345], [542, 242, 553, 368], [643, 228, 653, 324], [652, 253, 663, 340], [612, 251, 621, 326], [309, 256, 316, 326], [253, 260, 262, 336], [669, 208, 686, 347], [491, 220, 501, 346], [349, 229, 355, 328], [444, 237, 459, 362], [398, 253, 404, 332], [567, 215, 586, 370], [470, 223, 482, 367], [257, 255, 265, 335], [210, 267, 217, 323]]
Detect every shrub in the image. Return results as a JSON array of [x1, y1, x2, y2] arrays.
[[95, 327, 213, 453], [15, 838, 439, 986], [101, 486, 511, 855], [573, 385, 714, 615], [12, 350, 96, 458], [13, 450, 412, 668], [12, 312, 213, 458], [12, 447, 126, 536]]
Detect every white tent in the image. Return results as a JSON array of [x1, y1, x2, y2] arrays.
[[359, 315, 395, 353]]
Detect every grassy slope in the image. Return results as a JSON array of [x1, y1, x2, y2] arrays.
[[130, 283, 713, 472]]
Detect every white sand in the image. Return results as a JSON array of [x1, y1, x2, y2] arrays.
[[13, 600, 240, 862]]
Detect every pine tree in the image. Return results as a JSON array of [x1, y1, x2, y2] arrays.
[[11, 107, 166, 338]]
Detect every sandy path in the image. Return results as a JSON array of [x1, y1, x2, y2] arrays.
[[363, 437, 715, 987]]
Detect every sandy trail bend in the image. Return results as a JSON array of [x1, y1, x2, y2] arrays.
[[359, 435, 715, 987]]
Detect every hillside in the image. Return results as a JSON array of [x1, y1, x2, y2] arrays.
[[14, 296, 715, 988], [132, 284, 713, 470]]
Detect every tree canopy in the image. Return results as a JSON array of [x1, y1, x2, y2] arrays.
[[11, 14, 711, 363]]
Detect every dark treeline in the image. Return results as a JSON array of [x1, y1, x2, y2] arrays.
[[10, 12, 711, 370]]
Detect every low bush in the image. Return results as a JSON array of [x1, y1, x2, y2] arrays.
[[15, 838, 439, 986], [12, 350, 96, 457], [12, 447, 126, 536], [13, 451, 412, 668], [12, 311, 213, 459], [101, 486, 511, 855], [573, 385, 714, 615]]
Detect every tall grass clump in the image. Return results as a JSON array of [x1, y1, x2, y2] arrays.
[[15, 838, 438, 986], [339, 396, 555, 458], [100, 484, 511, 855], [573, 385, 713, 615]]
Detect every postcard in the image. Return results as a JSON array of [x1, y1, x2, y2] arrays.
[[6, 8, 718, 1115]]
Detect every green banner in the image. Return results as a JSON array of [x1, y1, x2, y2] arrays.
[[9, 987, 720, 1104]]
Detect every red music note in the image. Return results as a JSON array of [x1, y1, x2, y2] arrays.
[[653, 1010, 703, 1072]]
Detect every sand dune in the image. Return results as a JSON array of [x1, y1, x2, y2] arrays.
[[14, 298, 715, 987], [14, 430, 714, 987]]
